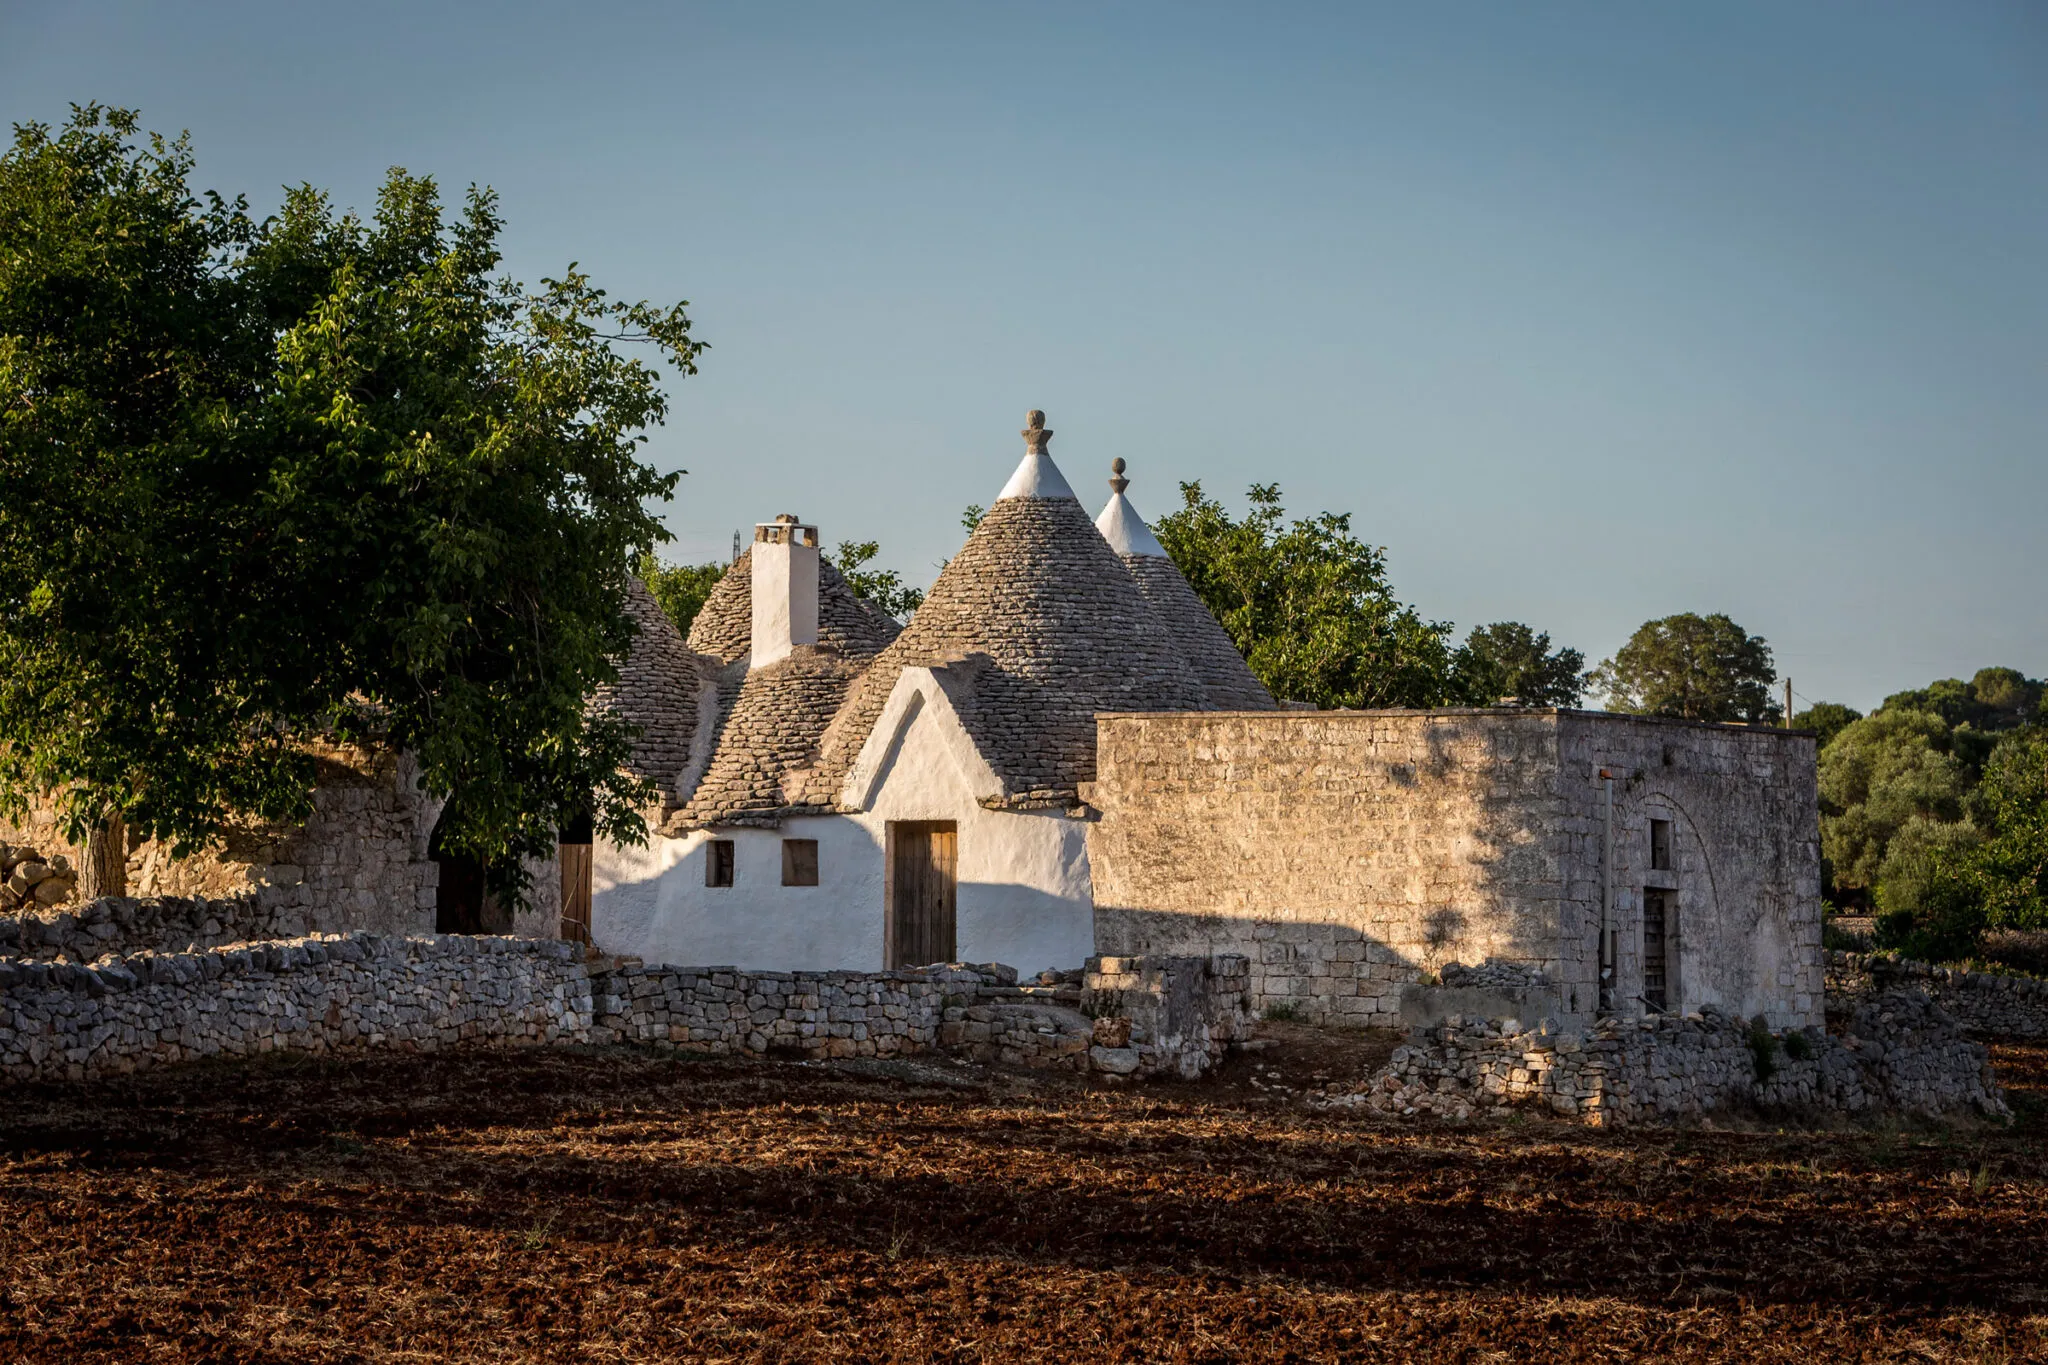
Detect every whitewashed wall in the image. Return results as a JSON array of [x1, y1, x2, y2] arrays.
[[591, 690, 1095, 977]]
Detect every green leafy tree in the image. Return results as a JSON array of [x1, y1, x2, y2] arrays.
[[832, 540, 924, 621], [960, 504, 985, 533], [1154, 482, 1456, 709], [636, 554, 726, 636], [1590, 613, 1781, 723], [1819, 708, 1972, 898], [0, 105, 703, 901], [1792, 701, 1862, 750], [1451, 622, 1587, 707], [1878, 667, 2041, 778]]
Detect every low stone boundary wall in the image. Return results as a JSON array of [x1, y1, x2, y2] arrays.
[[1322, 991, 2007, 1126], [1828, 951, 2048, 1039], [0, 895, 318, 963], [0, 935, 1265, 1086], [0, 934, 589, 1083], [590, 962, 951, 1059]]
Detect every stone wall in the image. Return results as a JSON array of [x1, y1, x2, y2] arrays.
[[0, 933, 589, 1083], [0, 743, 445, 935], [1082, 954, 1253, 1079], [0, 917, 1261, 1085], [1088, 709, 1821, 1030], [1828, 951, 2048, 1039], [0, 895, 319, 962], [589, 961, 949, 1058], [1324, 991, 2006, 1126]]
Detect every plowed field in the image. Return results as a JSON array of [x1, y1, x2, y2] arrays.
[[2, 1030, 2044, 1363]]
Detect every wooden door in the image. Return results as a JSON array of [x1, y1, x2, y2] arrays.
[[559, 844, 593, 944], [890, 821, 957, 967]]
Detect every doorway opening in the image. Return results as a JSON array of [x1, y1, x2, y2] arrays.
[[1643, 887, 1673, 1012], [888, 821, 956, 968], [431, 809, 513, 935], [558, 809, 593, 944]]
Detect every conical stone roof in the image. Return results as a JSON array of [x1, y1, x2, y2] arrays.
[[596, 576, 713, 818], [686, 547, 902, 667], [798, 413, 1208, 808], [1094, 460, 1276, 712]]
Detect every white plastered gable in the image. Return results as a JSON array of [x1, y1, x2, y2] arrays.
[[839, 666, 1004, 812]]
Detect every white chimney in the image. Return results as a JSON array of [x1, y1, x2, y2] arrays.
[[750, 514, 819, 670]]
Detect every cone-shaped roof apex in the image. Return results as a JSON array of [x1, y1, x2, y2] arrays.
[[996, 409, 1076, 500], [1094, 458, 1167, 557]]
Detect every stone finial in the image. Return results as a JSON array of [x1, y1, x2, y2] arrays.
[[1108, 457, 1129, 495], [1021, 410, 1052, 455]]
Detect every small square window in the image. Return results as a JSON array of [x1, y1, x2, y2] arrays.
[[782, 838, 819, 886], [706, 839, 735, 888], [1650, 819, 1672, 873]]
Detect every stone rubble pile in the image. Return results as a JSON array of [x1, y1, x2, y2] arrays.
[[1828, 950, 2048, 1040], [1319, 990, 2007, 1126], [1083, 954, 1254, 1080], [0, 894, 308, 962], [0, 844, 78, 911], [1439, 960, 1551, 991]]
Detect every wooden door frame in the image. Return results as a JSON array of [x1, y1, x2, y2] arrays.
[[884, 819, 957, 969]]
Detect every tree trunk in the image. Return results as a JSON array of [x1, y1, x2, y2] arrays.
[[82, 813, 127, 900]]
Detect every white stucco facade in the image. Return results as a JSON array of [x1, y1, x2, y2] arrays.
[[591, 668, 1095, 977]]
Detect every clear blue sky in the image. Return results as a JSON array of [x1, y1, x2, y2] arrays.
[[5, 1, 2043, 711]]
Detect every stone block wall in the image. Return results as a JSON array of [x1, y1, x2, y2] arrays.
[[1326, 991, 2005, 1126], [1088, 709, 1821, 1031], [1828, 952, 2048, 1039]]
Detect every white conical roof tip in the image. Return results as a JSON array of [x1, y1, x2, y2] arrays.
[[1095, 457, 1168, 558], [996, 408, 1077, 501]]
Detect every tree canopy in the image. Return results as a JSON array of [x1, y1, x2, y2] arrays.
[[1590, 613, 1780, 724], [831, 540, 924, 621], [1451, 622, 1587, 707], [637, 554, 727, 638], [0, 105, 703, 897], [1791, 701, 1862, 750], [1154, 481, 1461, 709]]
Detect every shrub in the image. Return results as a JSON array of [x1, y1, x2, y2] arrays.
[[1747, 1018, 1779, 1082]]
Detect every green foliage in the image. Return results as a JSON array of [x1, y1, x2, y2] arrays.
[[636, 553, 725, 637], [1879, 668, 2041, 779], [1792, 701, 1862, 750], [832, 541, 924, 622], [1450, 622, 1587, 707], [1875, 868, 1987, 963], [960, 504, 985, 533], [1783, 1029, 1813, 1062], [0, 106, 703, 899], [1590, 613, 1780, 723], [1819, 708, 1970, 893], [1746, 1018, 1779, 1082], [1154, 481, 1458, 709]]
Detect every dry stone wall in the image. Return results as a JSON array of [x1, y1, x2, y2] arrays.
[[1324, 992, 2005, 1127], [0, 895, 318, 962], [0, 934, 589, 1083], [589, 962, 948, 1058], [1828, 952, 2048, 1039]]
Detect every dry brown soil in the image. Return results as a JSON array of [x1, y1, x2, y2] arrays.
[[1, 1026, 2044, 1363]]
